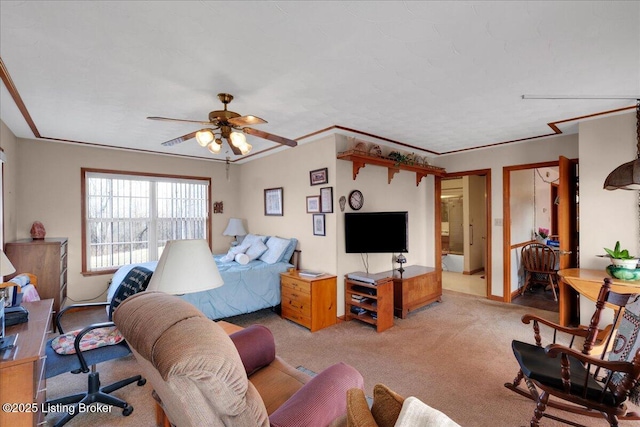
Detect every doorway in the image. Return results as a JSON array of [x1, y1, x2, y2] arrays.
[[503, 158, 579, 313], [438, 171, 490, 298]]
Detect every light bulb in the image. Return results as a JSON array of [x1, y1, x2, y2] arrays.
[[239, 142, 252, 155], [207, 139, 222, 153], [229, 131, 246, 148], [196, 129, 214, 146]]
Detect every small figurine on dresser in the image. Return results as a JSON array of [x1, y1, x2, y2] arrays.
[[30, 221, 46, 240]]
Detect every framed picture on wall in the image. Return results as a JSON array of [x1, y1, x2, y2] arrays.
[[313, 214, 326, 236], [264, 187, 283, 216], [310, 168, 328, 186], [306, 195, 321, 213], [320, 187, 333, 213]]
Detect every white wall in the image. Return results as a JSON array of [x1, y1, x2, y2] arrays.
[[433, 133, 579, 297], [578, 112, 636, 325], [8, 137, 240, 303]]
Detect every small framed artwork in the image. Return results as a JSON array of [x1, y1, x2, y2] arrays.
[[310, 168, 328, 186], [306, 195, 321, 213], [264, 187, 284, 216], [320, 186, 333, 213], [313, 214, 326, 236], [213, 201, 224, 214]]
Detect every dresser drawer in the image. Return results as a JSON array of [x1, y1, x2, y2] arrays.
[[281, 306, 311, 329], [281, 277, 310, 294], [281, 286, 311, 316]]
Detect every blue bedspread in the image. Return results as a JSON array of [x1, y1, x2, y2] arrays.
[[107, 255, 292, 320]]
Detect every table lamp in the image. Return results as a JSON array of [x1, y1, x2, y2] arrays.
[[146, 239, 224, 295], [0, 250, 16, 306], [0, 250, 17, 350], [223, 218, 247, 246]]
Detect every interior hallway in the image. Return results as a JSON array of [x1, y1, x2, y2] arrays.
[[441, 271, 486, 297]]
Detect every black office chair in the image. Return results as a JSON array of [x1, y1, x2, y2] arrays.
[[44, 266, 153, 427]]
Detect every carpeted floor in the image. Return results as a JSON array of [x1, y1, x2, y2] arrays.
[[45, 290, 638, 426]]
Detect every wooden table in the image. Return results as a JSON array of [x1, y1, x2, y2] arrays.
[[557, 268, 640, 326], [0, 299, 53, 427], [388, 266, 439, 318]]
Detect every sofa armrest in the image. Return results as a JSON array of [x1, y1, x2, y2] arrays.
[[230, 324, 276, 376], [269, 362, 364, 427]]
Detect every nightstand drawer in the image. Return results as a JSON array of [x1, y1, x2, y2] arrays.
[[281, 306, 311, 329], [281, 277, 310, 294], [281, 287, 311, 315]]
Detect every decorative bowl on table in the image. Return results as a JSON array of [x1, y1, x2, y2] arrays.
[[606, 265, 640, 281]]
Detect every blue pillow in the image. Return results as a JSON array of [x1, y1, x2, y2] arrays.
[[109, 266, 153, 320], [279, 238, 298, 264]]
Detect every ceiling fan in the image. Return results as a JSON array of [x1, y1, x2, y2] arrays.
[[148, 93, 297, 155]]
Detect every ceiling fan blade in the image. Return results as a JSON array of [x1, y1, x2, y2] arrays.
[[226, 138, 243, 155], [161, 131, 198, 146], [243, 127, 297, 147], [228, 115, 267, 127], [148, 116, 216, 126]]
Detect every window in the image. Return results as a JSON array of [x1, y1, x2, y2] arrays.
[[82, 169, 210, 273]]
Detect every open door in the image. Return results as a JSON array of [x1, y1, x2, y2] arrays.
[[558, 156, 578, 270], [558, 155, 579, 325]]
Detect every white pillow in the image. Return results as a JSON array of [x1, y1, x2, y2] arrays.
[[242, 234, 268, 246], [220, 242, 251, 263], [246, 240, 268, 261], [394, 397, 460, 427], [234, 253, 250, 265], [259, 237, 291, 264]]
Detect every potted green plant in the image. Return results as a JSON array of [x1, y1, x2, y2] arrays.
[[604, 241, 639, 269]]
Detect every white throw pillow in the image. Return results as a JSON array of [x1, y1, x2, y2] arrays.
[[394, 397, 460, 427], [234, 253, 250, 265], [220, 242, 251, 263], [246, 240, 268, 261], [259, 237, 291, 264], [242, 234, 268, 246]]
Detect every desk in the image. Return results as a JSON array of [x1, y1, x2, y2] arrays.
[[0, 299, 53, 427], [557, 269, 640, 326]]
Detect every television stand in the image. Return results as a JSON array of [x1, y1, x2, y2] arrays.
[[344, 272, 394, 332]]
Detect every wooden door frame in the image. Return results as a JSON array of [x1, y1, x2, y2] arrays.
[[502, 160, 571, 302], [436, 169, 491, 298]]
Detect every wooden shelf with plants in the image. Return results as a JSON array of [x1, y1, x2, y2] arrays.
[[337, 150, 446, 186], [344, 274, 394, 332]]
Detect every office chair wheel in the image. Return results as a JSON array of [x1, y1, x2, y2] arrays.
[[122, 405, 133, 416], [137, 378, 146, 386]]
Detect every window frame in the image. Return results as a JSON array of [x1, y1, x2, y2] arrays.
[[81, 168, 212, 276]]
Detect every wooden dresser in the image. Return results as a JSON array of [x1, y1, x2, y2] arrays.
[[5, 238, 68, 318], [280, 271, 337, 332], [0, 299, 53, 427]]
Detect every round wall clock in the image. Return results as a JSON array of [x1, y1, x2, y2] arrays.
[[348, 190, 364, 210]]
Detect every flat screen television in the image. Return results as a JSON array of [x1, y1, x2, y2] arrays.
[[345, 211, 408, 253]]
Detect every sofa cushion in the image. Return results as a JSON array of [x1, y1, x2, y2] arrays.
[[371, 384, 405, 427], [347, 388, 378, 427], [393, 396, 460, 427]]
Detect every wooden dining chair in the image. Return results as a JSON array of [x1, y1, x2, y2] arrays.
[[521, 243, 558, 301]]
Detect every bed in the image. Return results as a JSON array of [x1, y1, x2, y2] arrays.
[[107, 235, 298, 320]]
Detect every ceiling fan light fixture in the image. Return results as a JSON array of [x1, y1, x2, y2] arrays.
[[207, 139, 222, 154], [239, 142, 252, 155], [603, 100, 640, 190], [196, 129, 215, 147], [229, 131, 247, 148]]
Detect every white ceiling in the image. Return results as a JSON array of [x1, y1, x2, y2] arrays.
[[1, 1, 639, 164]]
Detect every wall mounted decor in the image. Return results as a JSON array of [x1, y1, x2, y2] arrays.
[[306, 195, 321, 213], [310, 168, 328, 186], [348, 190, 364, 210], [339, 196, 346, 212], [213, 201, 224, 214], [264, 187, 283, 216], [320, 187, 333, 213], [313, 214, 326, 236]]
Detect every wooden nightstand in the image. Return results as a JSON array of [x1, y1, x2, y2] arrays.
[[280, 271, 337, 332]]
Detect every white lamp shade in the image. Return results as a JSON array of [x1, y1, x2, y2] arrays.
[[147, 239, 223, 294], [229, 131, 247, 148], [223, 218, 247, 237], [0, 251, 16, 276]]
